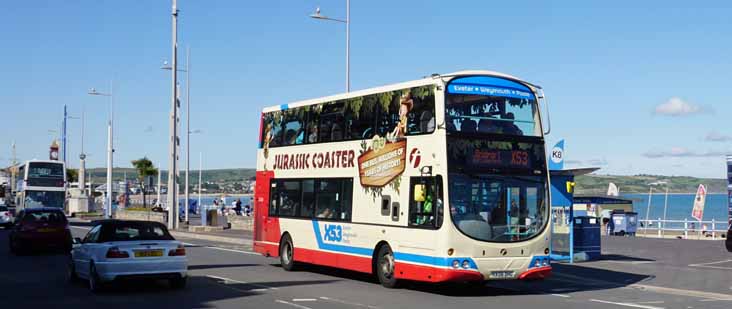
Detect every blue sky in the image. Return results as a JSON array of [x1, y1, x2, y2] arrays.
[[1, 0, 730, 178]]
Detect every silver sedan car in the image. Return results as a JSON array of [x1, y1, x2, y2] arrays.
[[68, 220, 188, 292]]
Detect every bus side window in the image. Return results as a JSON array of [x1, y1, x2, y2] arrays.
[[300, 180, 315, 218], [269, 181, 279, 216], [408, 176, 443, 228]]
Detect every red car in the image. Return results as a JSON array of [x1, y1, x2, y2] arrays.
[[9, 207, 72, 254]]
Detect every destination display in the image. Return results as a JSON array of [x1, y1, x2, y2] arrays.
[[469, 149, 531, 169], [447, 137, 546, 173]]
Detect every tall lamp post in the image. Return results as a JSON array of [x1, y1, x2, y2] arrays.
[[163, 46, 191, 225], [88, 82, 114, 219], [310, 1, 350, 92], [166, 0, 180, 229]]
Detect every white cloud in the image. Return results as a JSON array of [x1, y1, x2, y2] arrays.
[[705, 131, 732, 142], [653, 97, 704, 116], [643, 147, 728, 158]]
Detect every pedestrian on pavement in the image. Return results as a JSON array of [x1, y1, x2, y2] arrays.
[[235, 198, 242, 216], [607, 217, 615, 236], [213, 199, 220, 214]]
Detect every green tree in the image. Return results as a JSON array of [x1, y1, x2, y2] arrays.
[[66, 168, 78, 183], [131, 157, 158, 208]]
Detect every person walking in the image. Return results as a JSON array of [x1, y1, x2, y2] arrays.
[[235, 198, 242, 216]]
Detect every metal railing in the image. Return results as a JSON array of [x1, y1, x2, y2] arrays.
[[638, 218, 731, 240]]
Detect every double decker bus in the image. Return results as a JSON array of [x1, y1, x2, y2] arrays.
[[14, 160, 67, 211], [254, 70, 551, 287]]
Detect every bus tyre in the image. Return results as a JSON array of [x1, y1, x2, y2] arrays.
[[279, 235, 297, 271], [376, 245, 399, 288]]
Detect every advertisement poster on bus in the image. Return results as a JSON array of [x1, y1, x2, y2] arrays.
[[691, 184, 707, 222]]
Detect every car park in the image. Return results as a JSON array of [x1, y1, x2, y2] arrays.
[[68, 220, 188, 292], [8, 207, 72, 254]]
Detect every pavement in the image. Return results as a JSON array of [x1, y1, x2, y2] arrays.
[[1, 223, 731, 309]]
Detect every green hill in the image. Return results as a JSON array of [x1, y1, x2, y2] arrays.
[[574, 174, 727, 194], [76, 167, 727, 194], [83, 168, 256, 185]]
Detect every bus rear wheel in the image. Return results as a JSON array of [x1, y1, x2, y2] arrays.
[[279, 234, 297, 271], [376, 245, 399, 288]]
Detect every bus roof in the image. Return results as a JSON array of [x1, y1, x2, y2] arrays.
[[262, 70, 540, 113]]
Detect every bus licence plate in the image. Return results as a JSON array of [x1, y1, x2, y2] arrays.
[[134, 250, 163, 257], [490, 271, 516, 279]]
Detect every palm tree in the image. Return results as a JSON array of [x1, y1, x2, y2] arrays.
[[131, 157, 158, 208]]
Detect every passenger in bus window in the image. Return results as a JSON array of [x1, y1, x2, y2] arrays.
[[308, 124, 318, 143], [502, 113, 523, 135]]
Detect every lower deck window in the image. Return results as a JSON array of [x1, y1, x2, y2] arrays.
[[269, 178, 353, 221]]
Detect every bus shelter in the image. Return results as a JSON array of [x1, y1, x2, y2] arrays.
[[549, 168, 599, 263]]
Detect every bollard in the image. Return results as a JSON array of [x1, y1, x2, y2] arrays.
[[684, 218, 688, 239], [712, 219, 716, 240], [658, 217, 662, 237]]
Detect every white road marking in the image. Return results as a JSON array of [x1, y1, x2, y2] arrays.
[[688, 259, 732, 270], [551, 294, 570, 298], [630, 284, 732, 301], [292, 299, 318, 302], [635, 301, 665, 304], [206, 275, 279, 290], [179, 241, 260, 255], [319, 296, 380, 308], [275, 300, 313, 309], [590, 299, 665, 309]]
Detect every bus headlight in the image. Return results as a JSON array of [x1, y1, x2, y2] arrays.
[[452, 260, 460, 269], [535, 260, 542, 268], [462, 260, 470, 269]]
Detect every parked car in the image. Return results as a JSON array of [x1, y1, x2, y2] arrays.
[[8, 207, 72, 254], [68, 220, 188, 292], [0, 205, 13, 228]]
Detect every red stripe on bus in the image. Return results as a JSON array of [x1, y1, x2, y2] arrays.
[[394, 262, 483, 282]]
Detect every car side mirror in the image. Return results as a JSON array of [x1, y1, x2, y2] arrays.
[[73, 237, 82, 245]]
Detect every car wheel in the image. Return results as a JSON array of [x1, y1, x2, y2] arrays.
[[376, 245, 399, 288], [88, 263, 103, 293], [170, 277, 187, 290], [67, 256, 79, 284], [279, 235, 297, 271]]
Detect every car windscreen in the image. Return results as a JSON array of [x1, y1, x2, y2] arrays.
[[100, 222, 174, 242], [23, 211, 67, 224]]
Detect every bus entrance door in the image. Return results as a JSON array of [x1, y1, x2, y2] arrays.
[[253, 170, 280, 256]]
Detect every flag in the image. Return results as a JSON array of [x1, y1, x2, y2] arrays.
[[548, 139, 565, 170], [691, 184, 707, 221]]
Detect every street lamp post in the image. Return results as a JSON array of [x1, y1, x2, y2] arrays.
[[162, 47, 191, 225], [88, 82, 114, 219], [310, 0, 350, 92], [167, 0, 179, 229]]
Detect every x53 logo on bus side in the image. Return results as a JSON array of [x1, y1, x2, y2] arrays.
[[323, 224, 343, 242]]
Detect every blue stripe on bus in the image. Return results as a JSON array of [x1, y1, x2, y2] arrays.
[[310, 220, 477, 269]]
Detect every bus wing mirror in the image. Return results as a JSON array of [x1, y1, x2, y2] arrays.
[[414, 184, 426, 202]]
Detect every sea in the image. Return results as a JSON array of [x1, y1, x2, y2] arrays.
[[621, 193, 730, 223]]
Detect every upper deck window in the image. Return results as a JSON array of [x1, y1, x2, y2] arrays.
[[261, 86, 436, 148], [446, 76, 540, 137]]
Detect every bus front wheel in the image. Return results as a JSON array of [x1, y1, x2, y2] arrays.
[[279, 234, 297, 271], [376, 245, 399, 288]]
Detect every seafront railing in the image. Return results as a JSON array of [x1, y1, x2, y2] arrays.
[[638, 218, 731, 240]]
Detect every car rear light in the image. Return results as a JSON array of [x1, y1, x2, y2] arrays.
[[106, 247, 130, 258], [169, 245, 186, 256]]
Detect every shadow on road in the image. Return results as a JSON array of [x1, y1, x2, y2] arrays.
[[600, 254, 655, 262], [267, 260, 652, 297]]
